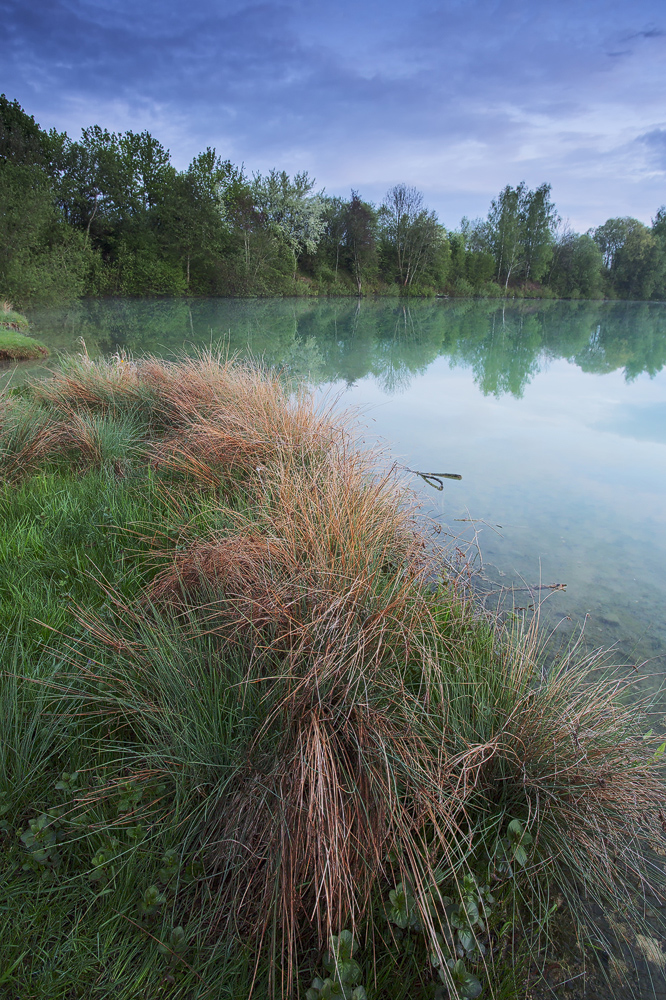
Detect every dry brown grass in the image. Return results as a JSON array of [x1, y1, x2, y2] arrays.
[[72, 565, 666, 998], [32, 350, 342, 482], [33, 349, 144, 414], [148, 446, 433, 651], [143, 356, 342, 482], [142, 464, 666, 997]]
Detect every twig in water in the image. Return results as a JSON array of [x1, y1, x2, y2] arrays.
[[398, 465, 462, 491], [482, 582, 567, 595]]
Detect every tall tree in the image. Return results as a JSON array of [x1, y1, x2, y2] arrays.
[[593, 218, 632, 269], [158, 149, 234, 288], [483, 182, 557, 289], [548, 225, 604, 298], [116, 130, 173, 212], [484, 184, 523, 288], [521, 183, 558, 282], [252, 169, 326, 279], [593, 217, 666, 298], [0, 93, 67, 174], [379, 184, 442, 288], [344, 192, 376, 295], [222, 173, 290, 291], [0, 96, 92, 305], [319, 196, 348, 279], [58, 127, 175, 237]]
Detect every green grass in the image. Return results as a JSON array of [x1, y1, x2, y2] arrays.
[[1, 352, 665, 1000], [0, 327, 49, 360], [0, 470, 165, 647], [0, 475, 265, 999]]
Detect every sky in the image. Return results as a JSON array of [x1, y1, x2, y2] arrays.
[[2, 0, 666, 231]]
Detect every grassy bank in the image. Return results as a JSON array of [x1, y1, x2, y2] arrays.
[[0, 303, 49, 360], [1, 352, 665, 999]]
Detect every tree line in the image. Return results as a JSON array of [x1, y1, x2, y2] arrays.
[[3, 94, 666, 305]]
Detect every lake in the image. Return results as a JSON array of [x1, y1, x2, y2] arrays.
[[8, 296, 666, 682]]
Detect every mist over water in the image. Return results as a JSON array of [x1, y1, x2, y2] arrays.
[[13, 296, 666, 680]]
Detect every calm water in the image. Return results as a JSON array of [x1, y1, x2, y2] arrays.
[[7, 297, 666, 678]]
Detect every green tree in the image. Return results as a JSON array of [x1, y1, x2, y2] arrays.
[[117, 130, 173, 212], [58, 126, 175, 239], [221, 174, 293, 293], [159, 149, 235, 289], [548, 227, 604, 298], [0, 162, 92, 305], [594, 217, 666, 299], [483, 182, 557, 289], [251, 169, 326, 280], [59, 127, 131, 238], [344, 192, 377, 295], [650, 206, 666, 299], [593, 217, 632, 269], [484, 184, 523, 288], [318, 196, 348, 280], [379, 184, 443, 289], [462, 219, 497, 290], [521, 183, 558, 282], [0, 93, 67, 175]]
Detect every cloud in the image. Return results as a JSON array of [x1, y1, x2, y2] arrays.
[[1, 0, 666, 229], [639, 128, 666, 171]]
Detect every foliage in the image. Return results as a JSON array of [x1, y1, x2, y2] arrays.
[[593, 216, 666, 299], [252, 168, 326, 260], [307, 931, 367, 1000], [344, 191, 377, 294], [0, 161, 94, 306], [378, 184, 446, 289], [3, 92, 665, 302], [476, 182, 559, 290], [548, 227, 604, 298]]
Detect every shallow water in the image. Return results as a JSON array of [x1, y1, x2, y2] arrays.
[[8, 296, 666, 682]]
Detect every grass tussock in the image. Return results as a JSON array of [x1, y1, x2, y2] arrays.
[[0, 390, 53, 479], [29, 349, 342, 483], [1, 351, 665, 999], [149, 450, 429, 640]]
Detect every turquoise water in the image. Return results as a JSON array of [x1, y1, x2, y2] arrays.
[[9, 296, 666, 677]]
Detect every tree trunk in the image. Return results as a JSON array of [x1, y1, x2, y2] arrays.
[[86, 196, 99, 240]]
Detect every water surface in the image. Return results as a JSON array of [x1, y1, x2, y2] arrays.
[[10, 297, 666, 678]]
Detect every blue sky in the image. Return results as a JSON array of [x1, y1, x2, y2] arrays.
[[3, 0, 666, 230]]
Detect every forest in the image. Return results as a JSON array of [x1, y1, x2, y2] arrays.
[[3, 94, 666, 305]]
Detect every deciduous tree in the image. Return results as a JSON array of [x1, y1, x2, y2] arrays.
[[379, 184, 442, 288]]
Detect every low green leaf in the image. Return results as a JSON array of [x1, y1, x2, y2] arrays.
[[512, 845, 528, 867]]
